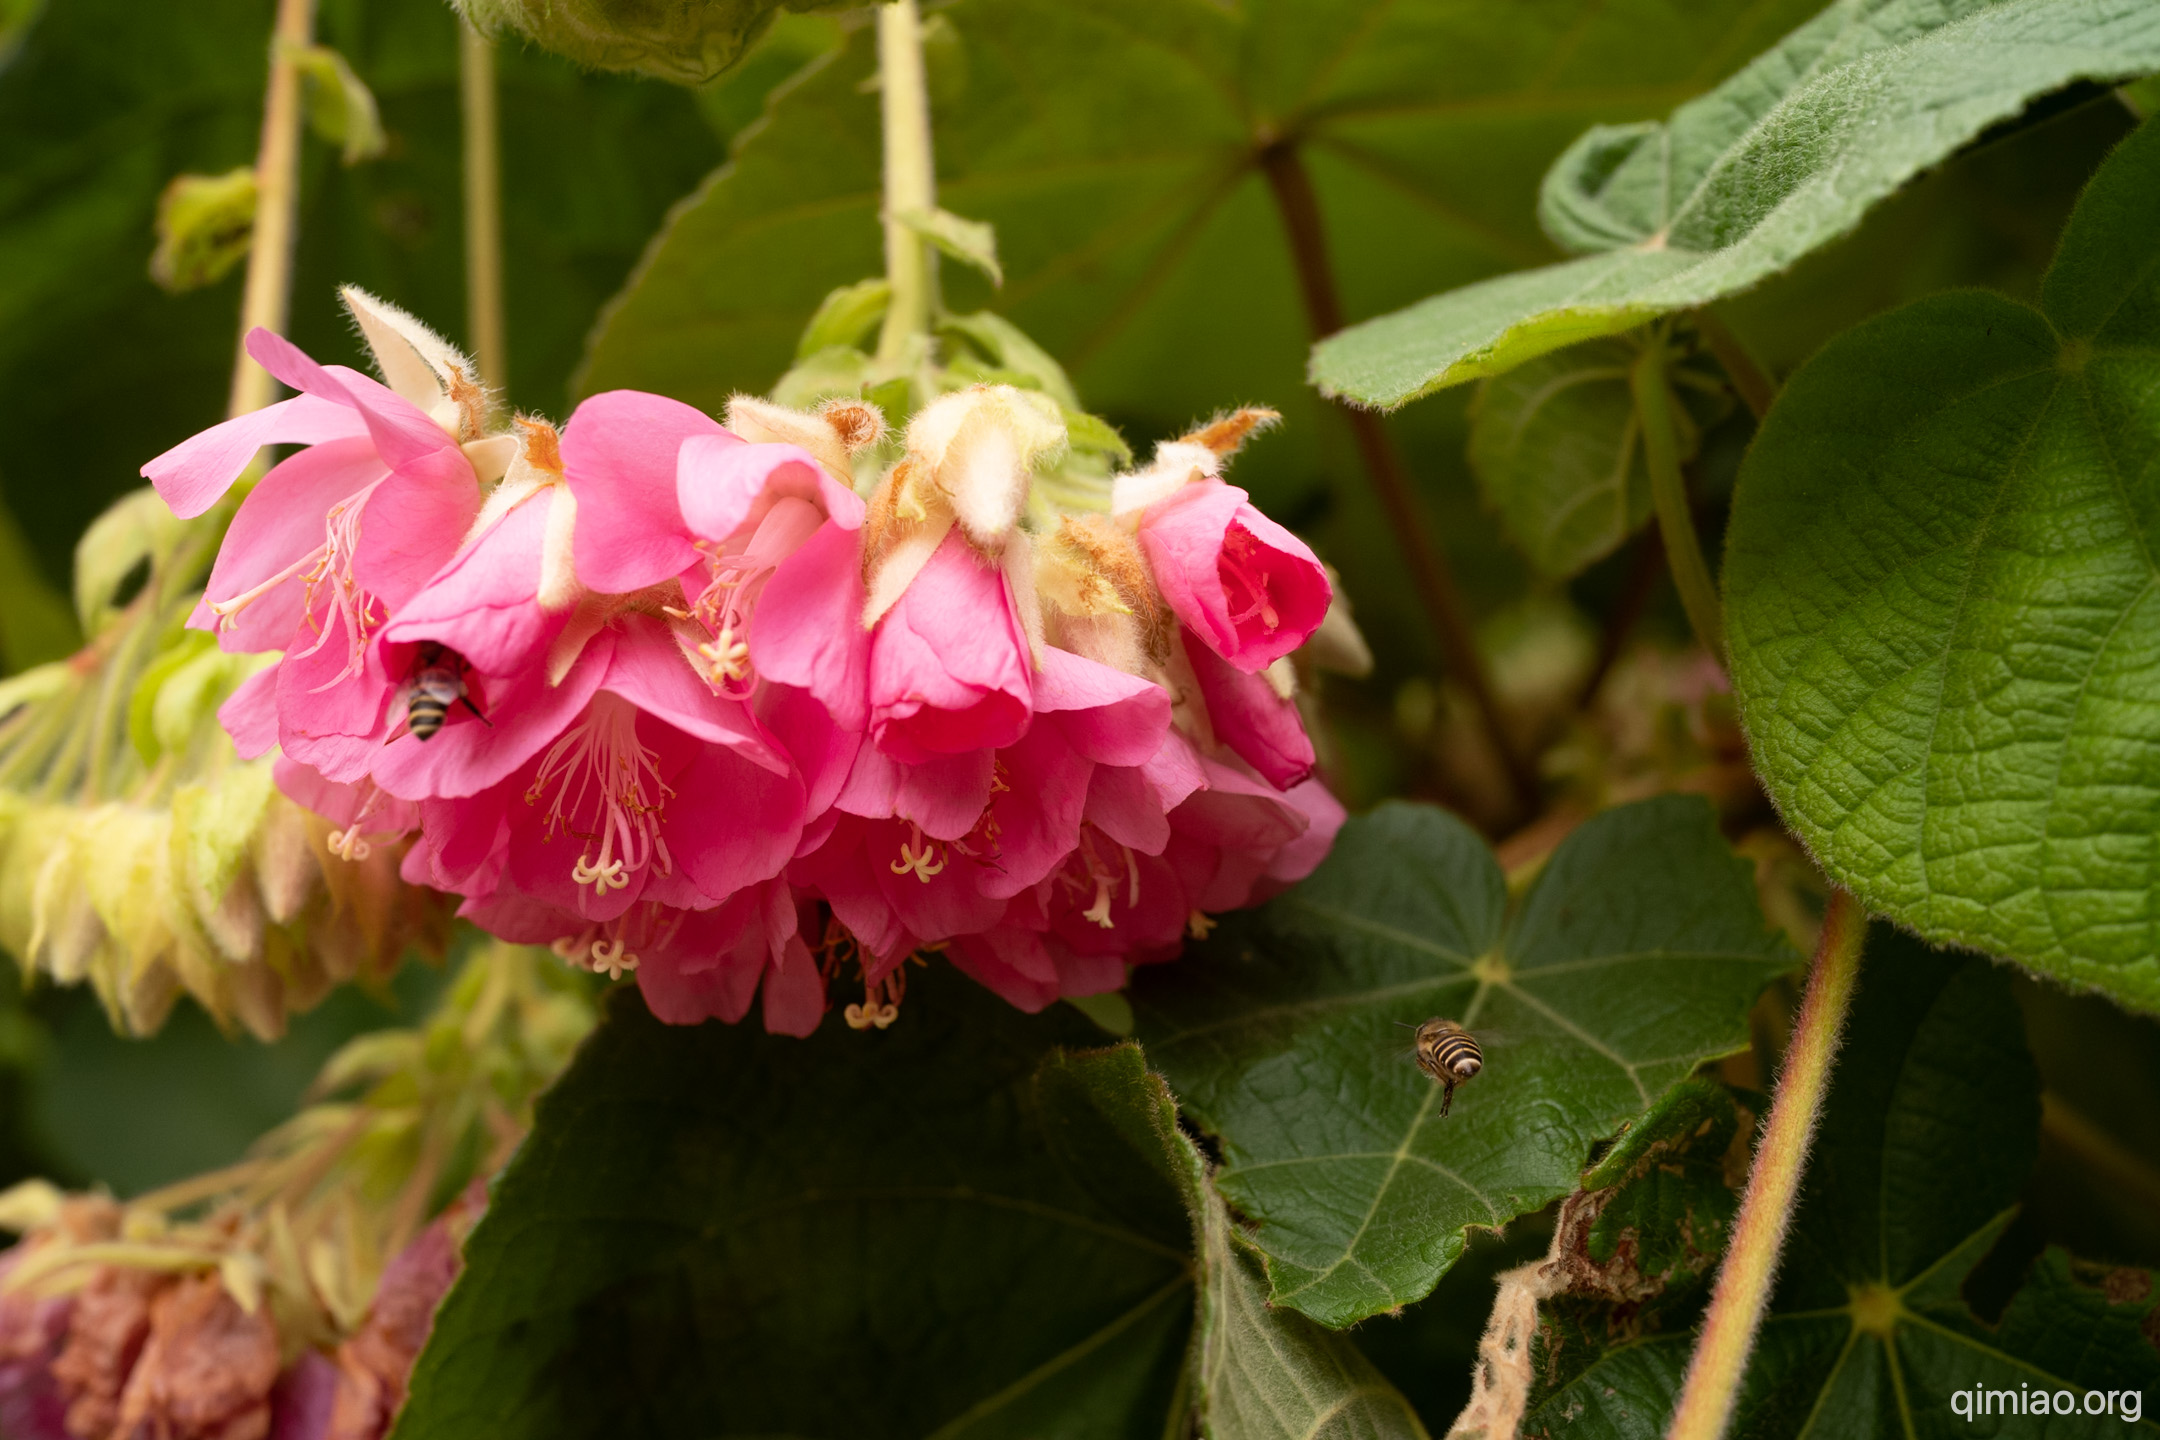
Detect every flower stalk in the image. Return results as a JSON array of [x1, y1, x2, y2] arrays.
[[461, 18, 508, 395], [1632, 332, 1726, 665], [875, 0, 938, 362], [1665, 887, 1866, 1440], [228, 0, 317, 419]]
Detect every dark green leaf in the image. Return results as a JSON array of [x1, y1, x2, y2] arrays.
[[1522, 937, 2160, 1439], [577, 0, 1823, 519], [1041, 1044, 1433, 1440], [1131, 797, 1793, 1328], [396, 977, 1197, 1440], [0, 0, 721, 582], [459, 0, 805, 87], [1467, 336, 1729, 579], [1726, 118, 2160, 1011], [1311, 0, 2160, 408]]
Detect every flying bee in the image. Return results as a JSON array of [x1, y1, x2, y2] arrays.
[[1410, 1018, 1483, 1118], [399, 643, 490, 741]]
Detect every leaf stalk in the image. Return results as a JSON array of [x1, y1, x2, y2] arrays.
[[1631, 336, 1726, 664], [227, 0, 316, 419], [1665, 887, 1866, 1440], [1256, 139, 1541, 821], [461, 19, 508, 397], [874, 0, 939, 363], [1692, 311, 1775, 422]]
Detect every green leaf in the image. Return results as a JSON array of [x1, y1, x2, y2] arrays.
[[458, 0, 806, 86], [395, 977, 1199, 1440], [1038, 1044, 1431, 1440], [1310, 0, 2160, 409], [1726, 118, 2160, 1011], [148, 167, 257, 293], [1130, 796, 1794, 1328], [1521, 937, 2160, 1438], [895, 205, 1001, 286], [0, 0, 722, 581], [795, 276, 890, 359], [288, 42, 386, 165], [577, 0, 1825, 518], [1467, 336, 1729, 579]]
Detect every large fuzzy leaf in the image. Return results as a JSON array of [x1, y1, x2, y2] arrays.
[[396, 976, 1434, 1438], [1130, 796, 1794, 1328], [1726, 118, 2160, 1012], [1520, 936, 2160, 1438], [1310, 0, 2160, 409], [1041, 1045, 1431, 1440], [393, 979, 1193, 1439]]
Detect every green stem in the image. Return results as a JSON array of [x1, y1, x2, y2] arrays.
[[1631, 335, 1726, 664], [460, 19, 508, 397], [1692, 311, 1776, 422], [227, 0, 316, 419], [874, 0, 938, 363], [1666, 889, 1866, 1440]]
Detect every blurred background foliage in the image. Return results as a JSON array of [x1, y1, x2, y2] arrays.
[[0, 0, 2155, 1430]]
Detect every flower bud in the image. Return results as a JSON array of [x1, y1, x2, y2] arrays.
[[149, 169, 258, 294]]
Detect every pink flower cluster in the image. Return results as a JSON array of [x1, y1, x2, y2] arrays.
[[145, 293, 1342, 1033]]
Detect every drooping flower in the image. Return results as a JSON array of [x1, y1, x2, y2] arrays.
[[143, 291, 514, 780], [1113, 411, 1330, 673], [856, 387, 1066, 762]]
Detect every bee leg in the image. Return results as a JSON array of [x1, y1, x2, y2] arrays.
[[459, 695, 495, 728], [1439, 1082, 1455, 1119]]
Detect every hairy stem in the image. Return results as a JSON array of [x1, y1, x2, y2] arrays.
[[1666, 889, 1866, 1440], [874, 0, 938, 363], [1632, 336, 1726, 664], [227, 0, 316, 419], [461, 19, 508, 397], [1693, 311, 1776, 422], [1255, 140, 1540, 820]]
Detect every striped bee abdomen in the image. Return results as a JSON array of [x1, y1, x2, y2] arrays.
[[406, 692, 451, 740], [1413, 1018, 1482, 1118]]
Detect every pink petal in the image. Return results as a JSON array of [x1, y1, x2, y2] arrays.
[[758, 682, 862, 836], [872, 827, 1005, 941], [1083, 764, 1166, 855], [245, 330, 456, 472], [1034, 646, 1170, 767], [416, 789, 511, 894], [350, 451, 483, 610], [1263, 780, 1346, 889], [218, 663, 281, 759], [678, 436, 863, 544], [603, 614, 787, 774], [374, 631, 614, 800], [947, 928, 1059, 1012], [761, 933, 827, 1036], [867, 529, 1031, 762], [1052, 938, 1126, 999], [977, 722, 1091, 899], [563, 390, 725, 593], [666, 737, 805, 901], [751, 522, 871, 732], [1141, 481, 1328, 671], [788, 820, 910, 960], [198, 439, 388, 653], [1183, 629, 1314, 788], [274, 612, 397, 747], [382, 490, 558, 677], [142, 391, 367, 519]]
